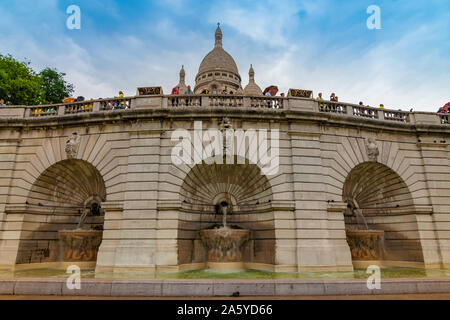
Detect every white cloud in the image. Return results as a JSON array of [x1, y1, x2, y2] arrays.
[[0, 0, 448, 111]]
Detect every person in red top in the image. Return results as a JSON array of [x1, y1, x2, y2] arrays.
[[171, 86, 180, 106]]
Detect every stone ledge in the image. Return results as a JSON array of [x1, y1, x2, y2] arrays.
[[0, 278, 449, 297]]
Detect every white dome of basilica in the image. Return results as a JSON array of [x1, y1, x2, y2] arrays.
[[194, 24, 243, 94]]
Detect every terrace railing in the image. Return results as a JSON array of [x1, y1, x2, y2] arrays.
[[209, 95, 244, 108], [29, 106, 58, 117], [317, 100, 411, 123], [249, 96, 285, 109], [64, 101, 95, 114], [167, 95, 202, 107], [16, 94, 446, 127], [318, 101, 348, 114], [383, 110, 410, 123], [100, 97, 132, 111], [352, 105, 379, 119], [440, 114, 449, 124]]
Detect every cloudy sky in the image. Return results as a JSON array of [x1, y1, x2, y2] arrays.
[[0, 0, 449, 111]]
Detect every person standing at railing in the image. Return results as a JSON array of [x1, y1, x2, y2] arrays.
[[118, 91, 125, 110], [88, 98, 94, 112], [171, 86, 180, 106], [0, 99, 5, 106], [34, 107, 43, 117], [379, 104, 385, 109], [317, 93, 325, 111], [263, 86, 279, 108], [330, 93, 338, 102], [438, 102, 450, 113], [185, 85, 193, 95], [185, 85, 193, 106], [328, 93, 338, 112]]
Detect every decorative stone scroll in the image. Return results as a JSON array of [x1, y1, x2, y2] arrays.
[[137, 86, 163, 96], [288, 88, 313, 99], [65, 132, 80, 159]]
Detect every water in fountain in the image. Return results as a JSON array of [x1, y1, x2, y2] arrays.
[[354, 207, 369, 230], [200, 200, 250, 269]]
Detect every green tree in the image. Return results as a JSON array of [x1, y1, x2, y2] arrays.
[[0, 54, 45, 105], [39, 68, 74, 104]]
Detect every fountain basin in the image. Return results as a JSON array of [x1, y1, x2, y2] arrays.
[[200, 228, 250, 270], [346, 230, 384, 261], [58, 230, 103, 262]]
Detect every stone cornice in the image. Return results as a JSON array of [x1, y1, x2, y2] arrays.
[[5, 204, 79, 215]]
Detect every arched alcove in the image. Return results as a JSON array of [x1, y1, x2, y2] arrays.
[[27, 159, 106, 208], [16, 159, 106, 265], [178, 160, 275, 268], [343, 162, 424, 265], [343, 162, 414, 211], [180, 161, 272, 206]]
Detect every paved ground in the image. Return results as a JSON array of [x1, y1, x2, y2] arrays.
[[2, 293, 450, 300], [1, 277, 450, 297]]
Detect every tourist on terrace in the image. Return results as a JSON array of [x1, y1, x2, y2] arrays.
[[86, 98, 94, 112], [438, 102, 450, 113], [379, 104, 385, 109], [330, 93, 338, 102], [317, 93, 324, 111], [263, 85, 278, 97], [185, 85, 193, 95], [117, 91, 125, 110], [185, 85, 193, 106], [0, 99, 5, 106], [263, 86, 279, 108], [171, 86, 180, 106]]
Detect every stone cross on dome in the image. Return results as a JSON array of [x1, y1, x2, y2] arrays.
[[215, 23, 222, 48]]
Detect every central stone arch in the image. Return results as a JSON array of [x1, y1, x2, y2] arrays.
[[15, 159, 106, 266], [177, 159, 276, 270]]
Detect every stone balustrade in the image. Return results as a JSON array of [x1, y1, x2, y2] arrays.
[[209, 95, 244, 108], [100, 97, 132, 111], [249, 96, 284, 109], [64, 101, 95, 114], [317, 100, 412, 123], [0, 94, 448, 126], [168, 95, 202, 107], [318, 101, 348, 114], [440, 114, 449, 124], [29, 106, 58, 117], [351, 105, 379, 119], [383, 109, 410, 123]]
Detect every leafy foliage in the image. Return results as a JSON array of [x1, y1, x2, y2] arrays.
[[0, 54, 44, 105], [0, 54, 75, 105], [39, 68, 74, 105]]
